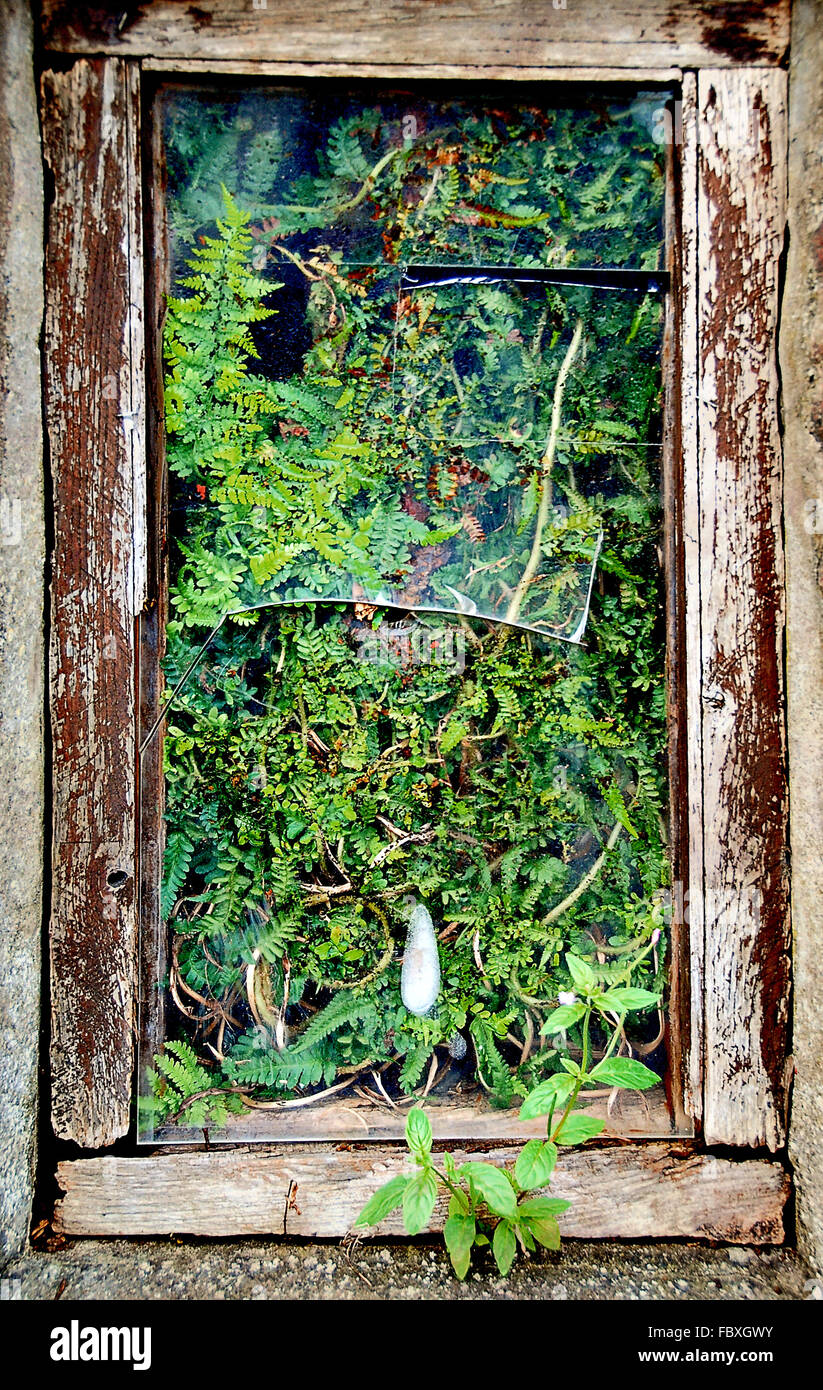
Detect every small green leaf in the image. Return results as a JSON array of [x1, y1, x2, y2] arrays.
[[405, 1107, 433, 1162], [448, 1190, 470, 1218], [589, 1056, 659, 1090], [492, 1219, 517, 1276], [402, 1168, 438, 1235], [553, 1112, 606, 1146], [514, 1139, 558, 1191], [519, 1072, 576, 1119], [523, 1215, 561, 1251], [516, 1196, 567, 1252], [602, 781, 639, 838], [353, 1174, 409, 1228], [456, 1162, 517, 1219], [516, 1222, 536, 1253], [443, 1211, 476, 1280], [517, 1195, 571, 1220], [540, 1003, 586, 1034], [599, 986, 660, 1013], [565, 952, 596, 993]]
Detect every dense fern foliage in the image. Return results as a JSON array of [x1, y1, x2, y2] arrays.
[[141, 87, 670, 1134]]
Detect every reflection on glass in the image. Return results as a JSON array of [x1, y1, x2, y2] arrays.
[[165, 251, 661, 638], [139, 85, 670, 1141]]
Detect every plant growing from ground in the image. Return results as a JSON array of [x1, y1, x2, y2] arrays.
[[354, 945, 660, 1278]]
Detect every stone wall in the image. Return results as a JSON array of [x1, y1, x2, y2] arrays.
[[0, 0, 45, 1263], [0, 0, 821, 1273], [782, 0, 823, 1274]]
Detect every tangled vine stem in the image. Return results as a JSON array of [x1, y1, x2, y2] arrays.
[[541, 818, 624, 927], [239, 1073, 363, 1111], [274, 145, 403, 219], [168, 1084, 254, 1126], [505, 316, 585, 626], [317, 900, 394, 993]]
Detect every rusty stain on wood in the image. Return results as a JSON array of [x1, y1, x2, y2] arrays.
[[42, 59, 145, 1148], [39, 1, 790, 68], [698, 2, 788, 67], [697, 68, 790, 1150], [53, 1143, 789, 1242], [661, 82, 695, 1134]]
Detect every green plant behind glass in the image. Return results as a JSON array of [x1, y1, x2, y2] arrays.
[[145, 91, 670, 1132]]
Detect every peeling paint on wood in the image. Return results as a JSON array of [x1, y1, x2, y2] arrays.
[[697, 68, 790, 1150], [42, 59, 145, 1148], [53, 1143, 789, 1241], [678, 73, 706, 1126], [39, 1, 790, 69]]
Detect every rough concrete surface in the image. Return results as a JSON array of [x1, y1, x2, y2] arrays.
[[4, 1239, 817, 1302], [0, 0, 45, 1263], [0, 0, 822, 1300], [782, 0, 823, 1275]]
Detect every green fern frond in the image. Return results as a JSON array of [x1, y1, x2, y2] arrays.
[[469, 1018, 513, 1108], [161, 832, 194, 920]]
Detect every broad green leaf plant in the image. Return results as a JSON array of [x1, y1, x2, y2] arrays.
[[355, 946, 661, 1279]]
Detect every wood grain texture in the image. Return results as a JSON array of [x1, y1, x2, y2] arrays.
[[139, 87, 171, 1076], [679, 73, 705, 1125], [141, 59, 682, 82], [696, 68, 790, 1150], [148, 1084, 678, 1146], [40, 1, 790, 68], [54, 1143, 789, 1241], [660, 82, 694, 1134], [42, 59, 145, 1148]]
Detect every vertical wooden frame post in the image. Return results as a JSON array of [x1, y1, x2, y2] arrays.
[[678, 73, 706, 1128], [42, 59, 146, 1147], [663, 74, 700, 1132], [138, 79, 171, 1081], [696, 68, 790, 1150]]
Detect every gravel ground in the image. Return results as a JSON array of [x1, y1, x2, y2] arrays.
[[4, 1239, 816, 1301]]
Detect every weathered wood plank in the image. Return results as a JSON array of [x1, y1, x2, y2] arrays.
[[40, 1, 790, 68], [678, 72, 705, 1126], [141, 59, 682, 83], [42, 59, 145, 1147], [661, 80, 696, 1134], [54, 1144, 789, 1242], [139, 84, 171, 1078], [148, 1084, 679, 1146], [696, 68, 790, 1150]]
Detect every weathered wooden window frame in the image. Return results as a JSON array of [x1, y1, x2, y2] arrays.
[[40, 1, 791, 1242]]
